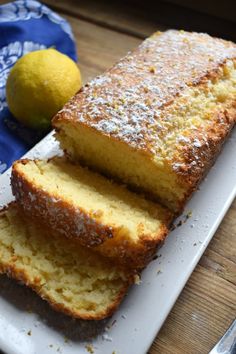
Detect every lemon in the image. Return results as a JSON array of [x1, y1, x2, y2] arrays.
[[6, 49, 82, 130]]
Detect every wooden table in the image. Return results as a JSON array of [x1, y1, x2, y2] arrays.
[[1, 0, 236, 353]]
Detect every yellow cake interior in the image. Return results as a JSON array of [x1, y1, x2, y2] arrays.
[[15, 158, 170, 243], [0, 205, 130, 319]]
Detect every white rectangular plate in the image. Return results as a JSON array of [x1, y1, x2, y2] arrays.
[[0, 129, 235, 354]]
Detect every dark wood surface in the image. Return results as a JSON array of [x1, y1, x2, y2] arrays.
[[0, 0, 235, 353]]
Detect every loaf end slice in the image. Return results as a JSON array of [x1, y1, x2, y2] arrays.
[[53, 30, 236, 213], [11, 157, 172, 269], [0, 204, 134, 320]]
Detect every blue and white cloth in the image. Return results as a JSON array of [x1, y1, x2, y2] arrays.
[[0, 0, 77, 173]]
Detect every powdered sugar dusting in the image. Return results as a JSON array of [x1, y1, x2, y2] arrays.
[[12, 176, 114, 247], [56, 30, 236, 172]]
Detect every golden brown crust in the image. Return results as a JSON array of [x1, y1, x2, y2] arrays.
[[12, 159, 115, 247], [173, 101, 236, 211], [11, 160, 172, 269], [96, 223, 169, 269], [0, 205, 133, 320]]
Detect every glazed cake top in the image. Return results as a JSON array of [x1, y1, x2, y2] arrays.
[[54, 30, 236, 167]]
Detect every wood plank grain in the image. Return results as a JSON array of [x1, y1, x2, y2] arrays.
[[42, 0, 162, 38], [161, 0, 236, 23], [62, 14, 140, 83], [149, 265, 236, 354], [200, 250, 236, 285], [42, 0, 236, 41]]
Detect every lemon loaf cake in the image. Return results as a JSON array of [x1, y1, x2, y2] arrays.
[[53, 30, 236, 213], [11, 157, 172, 269], [0, 204, 134, 320]]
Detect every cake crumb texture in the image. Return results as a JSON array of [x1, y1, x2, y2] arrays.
[[0, 204, 133, 320]]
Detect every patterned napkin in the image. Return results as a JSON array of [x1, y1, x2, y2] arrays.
[[0, 0, 77, 173]]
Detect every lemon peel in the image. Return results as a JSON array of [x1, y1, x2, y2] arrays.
[[6, 49, 81, 130]]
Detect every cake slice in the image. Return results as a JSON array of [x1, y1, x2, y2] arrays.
[[0, 204, 134, 320], [53, 30, 236, 213], [11, 157, 172, 269]]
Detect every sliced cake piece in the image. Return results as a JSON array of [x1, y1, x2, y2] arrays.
[[53, 30, 236, 213], [0, 204, 134, 320], [11, 157, 172, 269]]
